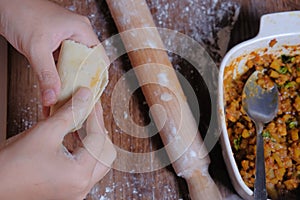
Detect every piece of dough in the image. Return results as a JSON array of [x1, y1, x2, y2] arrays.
[[50, 40, 110, 130]]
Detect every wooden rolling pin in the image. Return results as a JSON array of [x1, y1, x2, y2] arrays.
[[106, 0, 222, 199]]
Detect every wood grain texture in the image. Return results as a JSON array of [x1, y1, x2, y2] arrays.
[[229, 0, 300, 48], [0, 36, 7, 143], [106, 0, 221, 199], [7, 47, 42, 139], [5, 0, 299, 200]]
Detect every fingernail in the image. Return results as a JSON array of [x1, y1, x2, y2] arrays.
[[43, 89, 56, 106], [76, 87, 92, 102]]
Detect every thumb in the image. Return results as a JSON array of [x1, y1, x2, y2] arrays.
[[44, 87, 93, 143], [76, 102, 116, 185], [77, 102, 116, 170], [28, 48, 61, 106]]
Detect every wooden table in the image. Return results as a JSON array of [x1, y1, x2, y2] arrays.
[[3, 0, 299, 199]]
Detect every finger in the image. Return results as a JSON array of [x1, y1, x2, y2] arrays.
[[69, 16, 100, 48], [43, 87, 93, 142], [76, 103, 116, 172], [88, 102, 106, 133], [90, 160, 112, 186], [28, 48, 61, 106], [83, 162, 112, 200]]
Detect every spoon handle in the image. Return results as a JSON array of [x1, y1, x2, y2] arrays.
[[254, 122, 267, 200]]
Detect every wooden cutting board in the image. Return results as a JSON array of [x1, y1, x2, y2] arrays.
[[4, 0, 300, 199]]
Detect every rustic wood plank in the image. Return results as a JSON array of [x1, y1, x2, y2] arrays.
[[6, 0, 299, 199], [7, 46, 41, 138], [0, 36, 7, 143], [229, 0, 300, 48], [105, 0, 221, 199]]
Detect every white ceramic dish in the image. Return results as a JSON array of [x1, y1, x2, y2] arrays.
[[218, 11, 300, 200]]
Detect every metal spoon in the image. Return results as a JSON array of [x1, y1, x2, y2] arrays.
[[242, 71, 279, 200]]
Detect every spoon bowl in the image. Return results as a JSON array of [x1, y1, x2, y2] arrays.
[[242, 71, 279, 200]]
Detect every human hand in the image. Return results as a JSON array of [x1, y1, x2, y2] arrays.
[[0, 0, 100, 106], [0, 88, 116, 200]]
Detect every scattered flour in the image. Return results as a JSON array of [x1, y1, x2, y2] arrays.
[[50, 0, 241, 199], [171, 124, 177, 134], [190, 150, 197, 158], [160, 92, 173, 102], [123, 111, 128, 119], [105, 187, 113, 193], [157, 72, 169, 86]]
